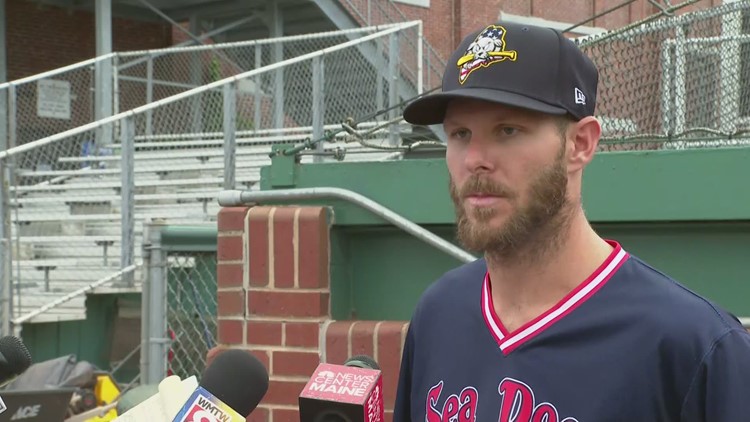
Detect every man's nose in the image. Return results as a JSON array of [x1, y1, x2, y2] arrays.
[[464, 140, 493, 172]]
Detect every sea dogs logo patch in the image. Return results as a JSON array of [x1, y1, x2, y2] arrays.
[[457, 25, 518, 84]]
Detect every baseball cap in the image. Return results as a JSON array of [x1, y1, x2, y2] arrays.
[[402, 21, 598, 126]]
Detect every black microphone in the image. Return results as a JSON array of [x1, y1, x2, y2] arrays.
[[0, 336, 32, 387], [171, 348, 269, 421], [299, 355, 384, 422]]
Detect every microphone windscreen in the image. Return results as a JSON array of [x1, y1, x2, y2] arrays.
[[344, 355, 379, 370], [0, 336, 32, 375], [199, 349, 269, 416]]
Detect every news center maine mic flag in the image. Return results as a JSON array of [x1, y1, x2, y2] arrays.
[[299, 362, 384, 422]]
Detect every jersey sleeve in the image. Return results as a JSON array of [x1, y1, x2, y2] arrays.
[[680, 328, 750, 421], [392, 322, 415, 422]]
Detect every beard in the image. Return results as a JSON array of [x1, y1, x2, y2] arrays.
[[449, 146, 572, 263]]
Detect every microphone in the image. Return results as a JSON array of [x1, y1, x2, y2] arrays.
[[172, 348, 270, 421], [0, 335, 32, 387], [299, 355, 384, 422]]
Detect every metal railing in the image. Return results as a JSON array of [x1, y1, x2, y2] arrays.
[[575, 0, 750, 148], [0, 22, 423, 333], [218, 187, 477, 263], [0, 23, 412, 154], [338, 0, 445, 90]]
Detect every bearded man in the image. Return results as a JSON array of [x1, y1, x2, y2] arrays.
[[393, 20, 750, 422]]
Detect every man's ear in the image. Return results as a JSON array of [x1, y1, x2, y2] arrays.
[[567, 116, 601, 172]]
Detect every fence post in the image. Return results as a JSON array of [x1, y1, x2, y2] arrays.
[[223, 82, 237, 190], [141, 222, 169, 384], [8, 85, 16, 150], [388, 32, 399, 146], [312, 56, 325, 162], [120, 116, 135, 286], [145, 55, 154, 136], [0, 160, 11, 336], [673, 25, 686, 136], [254, 45, 262, 131]]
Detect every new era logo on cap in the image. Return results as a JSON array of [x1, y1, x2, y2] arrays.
[[402, 21, 599, 126], [574, 88, 586, 105]]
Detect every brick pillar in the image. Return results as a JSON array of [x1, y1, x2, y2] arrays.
[[322, 321, 410, 421], [213, 205, 409, 422]]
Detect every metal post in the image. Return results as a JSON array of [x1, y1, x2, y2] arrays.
[[113, 55, 120, 116], [674, 25, 686, 136], [270, 3, 284, 128], [0, 0, 7, 155], [142, 223, 169, 384], [139, 226, 151, 382], [719, 8, 741, 134], [189, 15, 203, 134], [146, 55, 154, 135], [417, 22, 424, 95], [388, 33, 399, 146], [660, 40, 674, 136], [8, 85, 16, 149], [95, 0, 113, 146], [223, 82, 237, 190], [120, 117, 135, 286], [0, 162, 10, 336], [254, 45, 262, 130], [426, 52, 431, 90], [376, 39, 384, 114], [0, 3, 8, 334], [312, 56, 325, 163]]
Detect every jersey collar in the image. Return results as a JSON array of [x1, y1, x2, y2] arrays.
[[481, 240, 630, 355]]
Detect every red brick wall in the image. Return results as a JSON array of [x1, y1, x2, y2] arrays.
[[6, 0, 172, 80], [386, 0, 725, 90], [212, 205, 410, 422]]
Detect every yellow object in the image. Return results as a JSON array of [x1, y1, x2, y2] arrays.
[[85, 374, 121, 421]]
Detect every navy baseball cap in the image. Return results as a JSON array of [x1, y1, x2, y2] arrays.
[[403, 21, 599, 125]]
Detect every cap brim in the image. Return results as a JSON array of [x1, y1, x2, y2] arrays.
[[402, 88, 568, 126]]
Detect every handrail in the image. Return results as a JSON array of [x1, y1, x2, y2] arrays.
[[11, 264, 140, 325], [0, 23, 404, 91], [217, 188, 478, 263], [0, 21, 420, 161], [0, 53, 116, 90], [118, 22, 405, 57]]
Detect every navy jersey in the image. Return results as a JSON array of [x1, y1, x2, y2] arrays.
[[393, 241, 750, 421]]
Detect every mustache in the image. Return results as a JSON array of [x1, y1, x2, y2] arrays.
[[453, 176, 515, 199]]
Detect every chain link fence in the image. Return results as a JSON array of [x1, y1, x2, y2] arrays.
[[336, 0, 446, 91], [165, 253, 217, 381], [576, 0, 750, 150], [140, 224, 217, 385], [0, 24, 413, 152], [0, 22, 421, 333]]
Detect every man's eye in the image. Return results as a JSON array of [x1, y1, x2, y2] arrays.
[[451, 129, 470, 139], [500, 127, 518, 136]]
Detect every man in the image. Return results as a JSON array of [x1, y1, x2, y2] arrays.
[[393, 20, 750, 422]]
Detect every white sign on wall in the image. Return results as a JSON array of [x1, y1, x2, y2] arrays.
[[37, 79, 71, 120]]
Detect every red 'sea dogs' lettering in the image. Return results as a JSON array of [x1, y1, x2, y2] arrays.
[[425, 380, 479, 422], [498, 378, 579, 422]]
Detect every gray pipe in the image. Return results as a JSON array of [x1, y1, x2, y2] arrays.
[[218, 188, 477, 263]]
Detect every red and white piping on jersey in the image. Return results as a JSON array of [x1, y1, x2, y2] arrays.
[[482, 242, 629, 355]]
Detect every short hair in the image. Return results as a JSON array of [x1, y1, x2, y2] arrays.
[[554, 114, 577, 141]]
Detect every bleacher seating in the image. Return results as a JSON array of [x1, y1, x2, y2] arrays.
[[8, 127, 409, 322]]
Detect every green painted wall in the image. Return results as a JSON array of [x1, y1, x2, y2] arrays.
[[20, 293, 141, 384], [327, 223, 750, 321], [260, 146, 750, 320], [261, 147, 750, 224]]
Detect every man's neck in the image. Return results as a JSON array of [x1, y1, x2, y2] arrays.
[[485, 210, 614, 333]]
